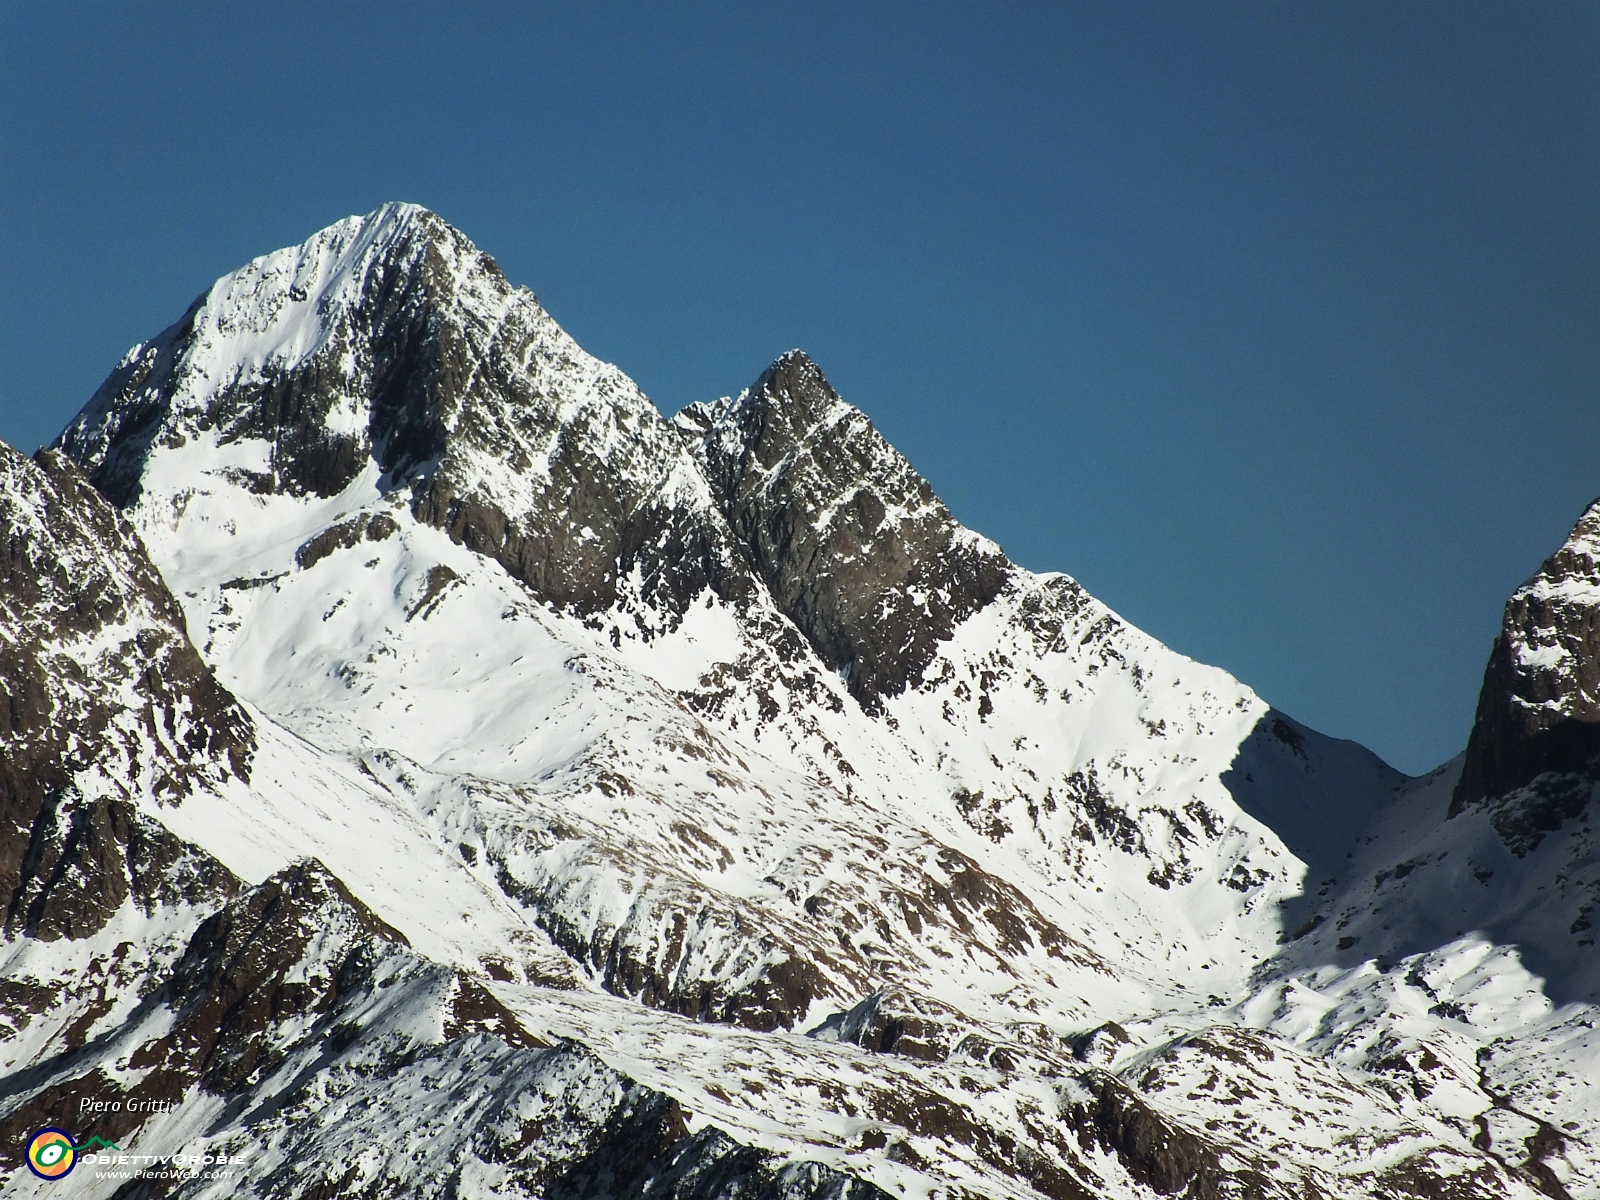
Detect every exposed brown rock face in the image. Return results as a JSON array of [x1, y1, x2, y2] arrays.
[[0, 444, 250, 941], [0, 859, 378, 1166], [1063, 1074, 1280, 1200], [6, 794, 237, 942], [58, 206, 755, 627], [825, 986, 971, 1062], [294, 509, 398, 569], [681, 351, 1010, 710], [0, 858, 889, 1200], [1453, 499, 1600, 852], [158, 859, 412, 1092]]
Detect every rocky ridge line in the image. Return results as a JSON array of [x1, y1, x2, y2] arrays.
[[57, 202, 755, 631], [678, 350, 1011, 710], [0, 444, 249, 943]]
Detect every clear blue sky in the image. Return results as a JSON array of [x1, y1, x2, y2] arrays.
[[3, 3, 1596, 774]]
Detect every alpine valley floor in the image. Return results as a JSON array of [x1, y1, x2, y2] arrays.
[[2, 204, 1598, 1199]]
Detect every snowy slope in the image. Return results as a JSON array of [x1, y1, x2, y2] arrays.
[[1, 204, 1592, 1198], [53, 204, 1367, 1024]]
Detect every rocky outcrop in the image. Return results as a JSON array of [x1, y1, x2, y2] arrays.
[[4, 793, 237, 942], [1063, 1073, 1281, 1200], [680, 351, 1010, 709], [0, 858, 400, 1164], [0, 443, 251, 941], [809, 985, 1051, 1074], [1453, 498, 1600, 851], [0, 858, 889, 1200], [815, 986, 973, 1062]]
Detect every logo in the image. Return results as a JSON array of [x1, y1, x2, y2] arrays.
[[20, 1125, 248, 1184], [24, 1131, 122, 1181], [26, 1129, 75, 1180]]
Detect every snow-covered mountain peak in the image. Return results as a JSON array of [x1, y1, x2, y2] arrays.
[[54, 204, 745, 623], [59, 203, 474, 501], [161, 198, 440, 389], [1452, 493, 1600, 860], [682, 349, 854, 462], [14, 207, 1600, 1198], [1491, 495, 1600, 728], [680, 349, 938, 523]]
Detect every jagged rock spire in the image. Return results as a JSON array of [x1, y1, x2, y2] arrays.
[[680, 350, 1011, 708], [1453, 497, 1600, 850]]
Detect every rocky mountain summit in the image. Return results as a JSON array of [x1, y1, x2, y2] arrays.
[[4, 204, 1597, 1198], [1455, 500, 1600, 850], [677, 350, 1009, 710]]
